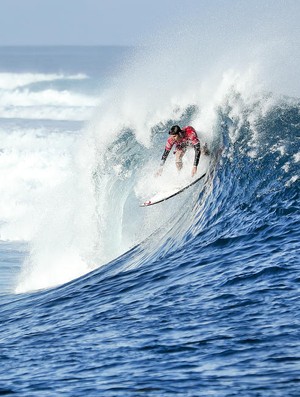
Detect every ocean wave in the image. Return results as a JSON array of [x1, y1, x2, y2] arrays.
[[0, 105, 94, 121], [0, 87, 98, 107], [0, 38, 298, 294], [0, 72, 88, 90], [0, 126, 78, 242], [10, 85, 299, 293], [0, 87, 98, 120]]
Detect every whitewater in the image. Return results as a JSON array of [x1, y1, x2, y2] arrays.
[[0, 10, 300, 396]]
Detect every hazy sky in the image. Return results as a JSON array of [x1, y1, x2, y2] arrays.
[[0, 0, 187, 46], [0, 0, 299, 46]]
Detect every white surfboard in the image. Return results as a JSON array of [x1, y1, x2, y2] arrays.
[[140, 172, 206, 207]]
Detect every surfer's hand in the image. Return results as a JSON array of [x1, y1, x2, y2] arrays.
[[155, 167, 163, 177], [192, 166, 197, 177]]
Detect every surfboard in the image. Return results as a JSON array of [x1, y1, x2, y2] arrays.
[[140, 172, 206, 207]]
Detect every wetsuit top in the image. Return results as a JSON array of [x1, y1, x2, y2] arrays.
[[160, 126, 201, 167]]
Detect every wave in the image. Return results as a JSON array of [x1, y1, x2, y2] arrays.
[[0, 72, 88, 90], [0, 71, 98, 120], [0, 88, 98, 121], [1, 22, 299, 293], [0, 87, 97, 107], [0, 126, 79, 240], [11, 83, 300, 293], [0, 105, 94, 121]]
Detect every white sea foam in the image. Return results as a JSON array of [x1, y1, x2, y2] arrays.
[[0, 127, 76, 241], [0, 88, 97, 107], [0, 72, 88, 90], [0, 71, 98, 120], [294, 152, 300, 163], [0, 126, 96, 292], [0, 106, 94, 121], [0, 87, 99, 120]]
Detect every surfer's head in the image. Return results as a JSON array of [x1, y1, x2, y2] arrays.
[[169, 125, 183, 139]]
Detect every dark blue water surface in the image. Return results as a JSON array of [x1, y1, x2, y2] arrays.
[[0, 47, 299, 396]]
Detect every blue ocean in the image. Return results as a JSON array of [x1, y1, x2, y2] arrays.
[[0, 45, 299, 396]]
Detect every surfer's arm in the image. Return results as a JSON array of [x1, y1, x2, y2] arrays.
[[191, 143, 201, 177], [160, 136, 175, 166], [155, 149, 170, 176], [160, 149, 170, 166], [156, 138, 173, 176], [193, 143, 201, 167]]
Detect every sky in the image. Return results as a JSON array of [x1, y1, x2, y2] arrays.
[[0, 0, 299, 46], [0, 0, 187, 46], [0, 0, 298, 46]]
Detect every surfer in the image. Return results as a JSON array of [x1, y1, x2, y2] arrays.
[[157, 125, 209, 177]]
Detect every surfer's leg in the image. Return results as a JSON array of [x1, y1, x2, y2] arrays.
[[175, 149, 185, 171]]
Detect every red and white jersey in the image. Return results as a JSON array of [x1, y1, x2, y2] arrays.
[[165, 126, 200, 151]]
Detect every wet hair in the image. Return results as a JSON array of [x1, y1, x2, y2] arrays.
[[169, 125, 182, 135]]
